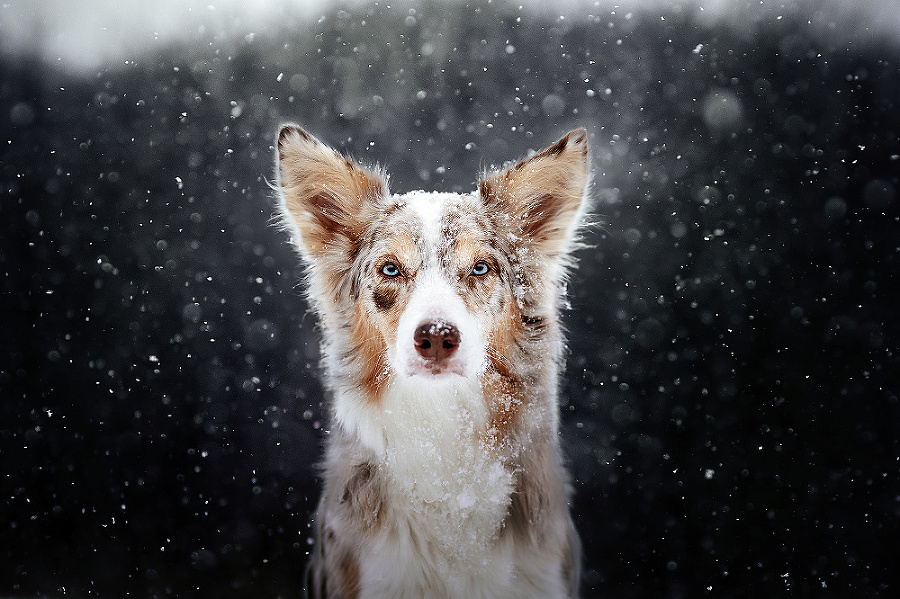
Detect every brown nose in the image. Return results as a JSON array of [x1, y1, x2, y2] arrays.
[[414, 321, 460, 363]]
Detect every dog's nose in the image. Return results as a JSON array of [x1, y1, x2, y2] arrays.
[[414, 321, 460, 363]]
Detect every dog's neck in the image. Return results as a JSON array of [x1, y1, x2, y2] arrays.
[[333, 372, 490, 455], [333, 376, 517, 568]]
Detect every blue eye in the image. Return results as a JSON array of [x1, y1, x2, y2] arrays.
[[471, 261, 490, 276], [381, 263, 401, 277]]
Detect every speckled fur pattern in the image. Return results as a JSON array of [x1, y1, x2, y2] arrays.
[[275, 125, 590, 599]]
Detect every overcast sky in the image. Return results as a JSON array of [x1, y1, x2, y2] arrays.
[[1, 0, 897, 72]]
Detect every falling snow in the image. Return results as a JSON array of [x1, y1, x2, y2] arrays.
[[1, 1, 899, 597]]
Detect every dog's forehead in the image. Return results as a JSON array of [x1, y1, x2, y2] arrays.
[[388, 191, 481, 247]]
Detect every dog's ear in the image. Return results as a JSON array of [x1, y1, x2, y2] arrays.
[[479, 128, 589, 256], [276, 125, 388, 256]]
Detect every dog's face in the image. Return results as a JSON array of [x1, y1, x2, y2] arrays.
[[362, 191, 498, 381], [276, 126, 588, 412]]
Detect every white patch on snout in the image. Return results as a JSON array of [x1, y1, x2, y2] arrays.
[[392, 269, 486, 379]]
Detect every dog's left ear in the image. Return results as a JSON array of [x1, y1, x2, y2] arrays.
[[479, 128, 589, 255]]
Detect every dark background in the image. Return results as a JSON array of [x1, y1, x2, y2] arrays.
[[2, 2, 898, 597]]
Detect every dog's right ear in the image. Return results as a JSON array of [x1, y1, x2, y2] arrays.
[[276, 125, 388, 257]]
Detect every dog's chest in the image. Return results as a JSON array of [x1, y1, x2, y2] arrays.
[[387, 435, 512, 545], [360, 435, 517, 597], [374, 386, 516, 566]]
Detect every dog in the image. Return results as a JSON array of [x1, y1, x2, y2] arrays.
[[275, 124, 589, 598]]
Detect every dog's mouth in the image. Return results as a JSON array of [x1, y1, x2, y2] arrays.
[[408, 358, 467, 378], [420, 362, 463, 377]]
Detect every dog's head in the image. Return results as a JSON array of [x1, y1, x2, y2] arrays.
[[276, 126, 588, 414]]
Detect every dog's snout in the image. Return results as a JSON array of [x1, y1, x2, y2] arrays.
[[414, 321, 460, 364]]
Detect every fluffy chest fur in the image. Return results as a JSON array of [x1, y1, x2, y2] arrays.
[[364, 377, 516, 584], [275, 125, 589, 599]]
